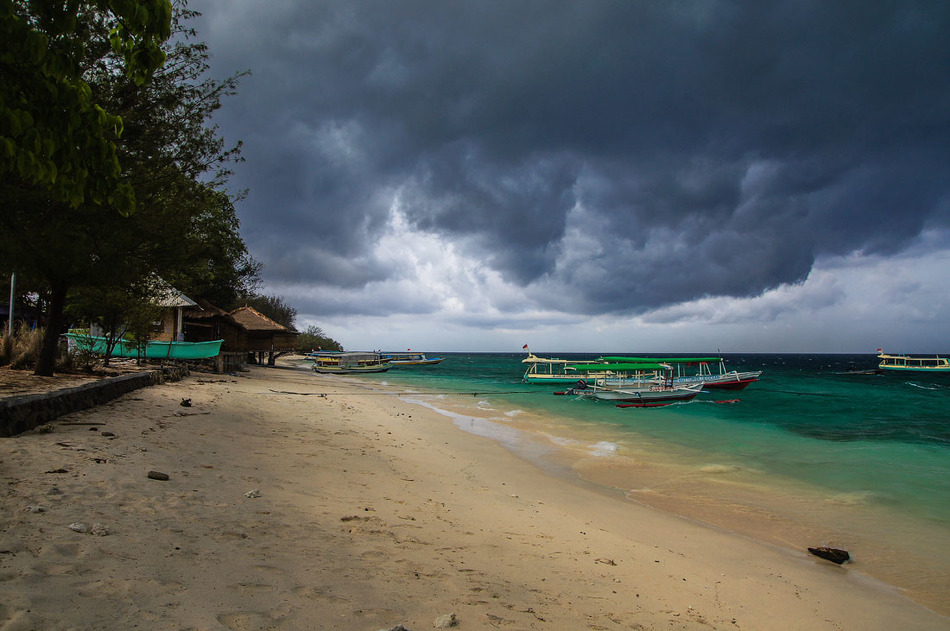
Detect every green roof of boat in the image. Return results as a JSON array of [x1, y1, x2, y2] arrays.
[[598, 356, 720, 364], [566, 362, 668, 371]]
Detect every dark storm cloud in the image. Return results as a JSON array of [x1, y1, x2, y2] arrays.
[[192, 0, 950, 313]]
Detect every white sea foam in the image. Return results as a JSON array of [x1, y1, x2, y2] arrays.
[[549, 435, 583, 447], [504, 409, 524, 417], [590, 441, 619, 457]]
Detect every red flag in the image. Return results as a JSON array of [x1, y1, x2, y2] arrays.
[[876, 348, 883, 353], [522, 344, 529, 350]]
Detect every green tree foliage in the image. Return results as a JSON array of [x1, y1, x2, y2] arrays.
[[0, 0, 172, 212], [296, 325, 343, 353], [238, 294, 297, 330], [0, 3, 258, 375]]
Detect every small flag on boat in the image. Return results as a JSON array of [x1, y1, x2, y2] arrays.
[[877, 348, 883, 353], [522, 343, 529, 350]]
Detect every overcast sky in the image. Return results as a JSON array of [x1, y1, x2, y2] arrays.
[[187, 1, 949, 353]]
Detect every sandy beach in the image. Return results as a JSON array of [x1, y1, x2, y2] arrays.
[[1, 364, 947, 630]]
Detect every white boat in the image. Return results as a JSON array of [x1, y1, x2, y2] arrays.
[[522, 353, 588, 383], [877, 351, 950, 373], [309, 351, 391, 374], [567, 382, 704, 407], [383, 351, 445, 366], [522, 353, 667, 385], [598, 356, 762, 390]]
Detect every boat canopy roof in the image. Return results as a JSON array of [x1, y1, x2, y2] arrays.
[[522, 353, 571, 364], [567, 362, 668, 372], [877, 352, 946, 360], [598, 356, 720, 364]]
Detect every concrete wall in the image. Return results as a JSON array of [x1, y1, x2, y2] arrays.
[[0, 366, 189, 437]]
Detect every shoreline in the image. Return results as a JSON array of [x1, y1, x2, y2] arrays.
[[363, 363, 950, 618], [1, 365, 947, 629]]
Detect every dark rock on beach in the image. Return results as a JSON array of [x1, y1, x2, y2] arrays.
[[808, 546, 850, 564]]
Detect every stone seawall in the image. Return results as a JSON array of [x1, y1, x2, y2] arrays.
[[0, 366, 189, 437]]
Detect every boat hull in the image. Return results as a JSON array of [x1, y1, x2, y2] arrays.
[[313, 365, 390, 374], [700, 377, 759, 390], [390, 358, 444, 366], [575, 383, 704, 406], [66, 334, 223, 360], [589, 389, 700, 404]]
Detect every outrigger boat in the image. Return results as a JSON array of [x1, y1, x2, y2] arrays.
[[309, 351, 391, 374], [570, 383, 705, 407], [383, 351, 445, 366], [558, 361, 704, 407], [65, 333, 223, 360], [598, 356, 762, 390], [522, 353, 637, 384], [877, 350, 950, 373], [522, 353, 584, 384]]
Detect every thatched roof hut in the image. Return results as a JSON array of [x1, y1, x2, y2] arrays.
[[230, 306, 298, 364], [181, 298, 243, 351]]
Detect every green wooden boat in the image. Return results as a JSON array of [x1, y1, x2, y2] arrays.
[[65, 333, 223, 360]]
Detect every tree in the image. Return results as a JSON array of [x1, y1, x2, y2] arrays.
[[1, 0, 172, 212], [66, 276, 164, 365], [296, 325, 343, 353], [238, 294, 297, 330], [0, 3, 257, 375]]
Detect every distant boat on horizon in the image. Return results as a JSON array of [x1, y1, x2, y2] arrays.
[[877, 350, 950, 373], [382, 351, 445, 366]]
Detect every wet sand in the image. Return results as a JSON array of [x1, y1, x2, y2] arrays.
[[1, 364, 946, 630]]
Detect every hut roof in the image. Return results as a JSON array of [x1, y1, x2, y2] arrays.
[[153, 285, 197, 308], [230, 306, 293, 332], [183, 298, 240, 325]]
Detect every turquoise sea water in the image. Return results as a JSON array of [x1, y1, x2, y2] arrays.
[[311, 352, 950, 612]]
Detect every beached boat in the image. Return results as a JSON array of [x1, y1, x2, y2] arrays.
[[309, 351, 391, 374], [598, 356, 762, 390], [65, 333, 223, 360], [565, 381, 704, 407], [383, 351, 445, 366], [877, 351, 950, 373]]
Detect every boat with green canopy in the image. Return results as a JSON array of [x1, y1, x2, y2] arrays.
[[521, 353, 667, 385], [598, 356, 762, 390]]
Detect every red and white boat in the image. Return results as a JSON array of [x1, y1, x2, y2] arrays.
[[598, 356, 761, 390]]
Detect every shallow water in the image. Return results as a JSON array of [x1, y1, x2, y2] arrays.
[[316, 352, 950, 614]]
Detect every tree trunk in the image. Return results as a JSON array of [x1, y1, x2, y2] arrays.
[[34, 281, 68, 376]]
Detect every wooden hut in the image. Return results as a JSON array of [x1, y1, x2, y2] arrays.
[[151, 288, 198, 342], [181, 299, 246, 372], [230, 306, 298, 366], [182, 299, 241, 348]]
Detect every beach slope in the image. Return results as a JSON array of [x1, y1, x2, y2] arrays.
[[1, 366, 945, 630]]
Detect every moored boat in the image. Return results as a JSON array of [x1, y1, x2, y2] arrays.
[[598, 356, 762, 390], [383, 351, 445, 366], [877, 350, 950, 373], [522, 353, 589, 384], [309, 351, 391, 374], [566, 381, 703, 407], [522, 353, 666, 385], [65, 333, 223, 360]]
